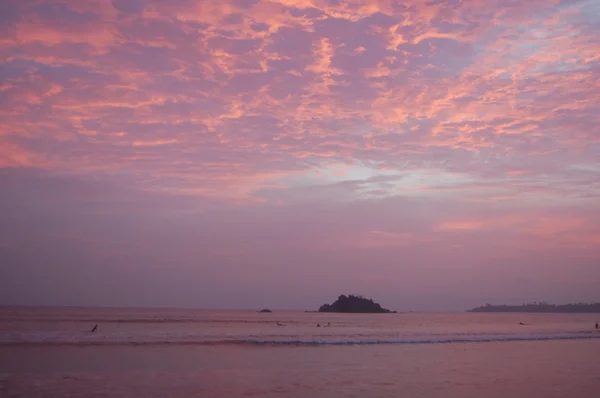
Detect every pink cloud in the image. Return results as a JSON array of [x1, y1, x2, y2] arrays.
[[1, 0, 599, 308]]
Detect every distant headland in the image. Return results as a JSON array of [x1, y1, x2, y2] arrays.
[[318, 295, 396, 313], [468, 302, 600, 313]]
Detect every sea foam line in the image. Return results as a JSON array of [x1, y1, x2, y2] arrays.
[[2, 334, 600, 347], [237, 334, 600, 346]]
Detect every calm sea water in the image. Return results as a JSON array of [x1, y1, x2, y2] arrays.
[[1, 306, 600, 397]]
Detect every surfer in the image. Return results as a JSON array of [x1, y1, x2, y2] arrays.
[[595, 322, 598, 330], [90, 324, 98, 333], [518, 322, 526, 326], [276, 322, 284, 326]]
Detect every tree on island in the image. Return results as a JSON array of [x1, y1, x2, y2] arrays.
[[318, 294, 396, 313]]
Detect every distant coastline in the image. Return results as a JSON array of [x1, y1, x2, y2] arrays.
[[467, 302, 600, 313]]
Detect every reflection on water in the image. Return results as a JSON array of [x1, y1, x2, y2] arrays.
[[1, 307, 600, 397], [1, 306, 599, 346]]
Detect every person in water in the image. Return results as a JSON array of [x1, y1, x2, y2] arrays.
[[595, 322, 599, 330], [90, 324, 98, 333]]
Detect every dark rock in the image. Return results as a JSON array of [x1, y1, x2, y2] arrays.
[[318, 294, 396, 313]]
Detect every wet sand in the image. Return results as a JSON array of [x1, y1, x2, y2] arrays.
[[2, 339, 599, 397]]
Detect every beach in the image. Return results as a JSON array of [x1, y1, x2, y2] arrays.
[[2, 307, 600, 397]]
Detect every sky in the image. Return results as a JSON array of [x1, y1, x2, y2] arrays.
[[1, 0, 599, 311]]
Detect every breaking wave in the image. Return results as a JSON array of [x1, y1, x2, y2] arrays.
[[2, 332, 600, 347]]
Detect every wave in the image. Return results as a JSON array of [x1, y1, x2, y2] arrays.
[[3, 333, 600, 347], [0, 318, 284, 324], [238, 334, 600, 345]]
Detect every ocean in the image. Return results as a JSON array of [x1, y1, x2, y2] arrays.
[[1, 306, 599, 397]]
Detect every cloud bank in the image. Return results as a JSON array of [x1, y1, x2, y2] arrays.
[[1, 0, 599, 310]]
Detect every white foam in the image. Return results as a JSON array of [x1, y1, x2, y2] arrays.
[[2, 332, 600, 346]]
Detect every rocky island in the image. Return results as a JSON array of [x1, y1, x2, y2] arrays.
[[318, 294, 396, 313], [468, 302, 600, 313]]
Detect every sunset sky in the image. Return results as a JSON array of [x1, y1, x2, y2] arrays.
[[1, 0, 599, 311]]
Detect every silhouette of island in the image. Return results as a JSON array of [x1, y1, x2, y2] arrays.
[[318, 294, 396, 313], [468, 302, 600, 313]]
